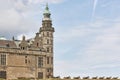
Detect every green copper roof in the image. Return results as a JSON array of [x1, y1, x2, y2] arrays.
[[44, 3, 50, 14], [0, 36, 6, 40]]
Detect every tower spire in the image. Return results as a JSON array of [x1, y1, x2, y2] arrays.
[[43, 3, 51, 20], [46, 3, 49, 11]]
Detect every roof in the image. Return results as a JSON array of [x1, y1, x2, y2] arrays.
[[43, 3, 50, 14], [0, 40, 17, 48], [0, 36, 6, 40]]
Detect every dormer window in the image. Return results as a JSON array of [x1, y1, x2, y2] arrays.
[[6, 43, 10, 47], [21, 47, 25, 50]]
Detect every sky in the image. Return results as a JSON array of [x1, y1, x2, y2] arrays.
[[0, 0, 120, 78]]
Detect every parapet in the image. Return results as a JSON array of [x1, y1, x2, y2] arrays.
[[50, 76, 120, 80]]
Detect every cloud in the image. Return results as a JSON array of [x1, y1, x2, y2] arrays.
[[54, 17, 120, 77], [11, 0, 64, 5], [0, 9, 21, 28], [0, 6, 37, 39], [92, 0, 98, 18], [0, 0, 64, 39]]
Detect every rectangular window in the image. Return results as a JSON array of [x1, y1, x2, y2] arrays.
[[51, 57, 53, 64], [38, 72, 43, 79], [25, 59, 27, 64], [38, 57, 43, 68], [25, 56, 27, 64], [0, 54, 6, 65], [47, 47, 49, 52], [47, 32, 49, 37], [47, 57, 49, 64], [47, 39, 49, 44], [0, 71, 6, 79]]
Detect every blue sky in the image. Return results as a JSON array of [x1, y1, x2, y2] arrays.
[[0, 0, 120, 78]]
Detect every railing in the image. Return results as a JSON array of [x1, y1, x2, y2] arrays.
[[52, 77, 120, 80]]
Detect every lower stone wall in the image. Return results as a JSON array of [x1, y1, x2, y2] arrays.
[[7, 67, 35, 79], [0, 77, 119, 80], [45, 77, 120, 80]]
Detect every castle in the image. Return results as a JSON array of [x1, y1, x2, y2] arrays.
[[0, 4, 54, 79], [0, 4, 119, 80]]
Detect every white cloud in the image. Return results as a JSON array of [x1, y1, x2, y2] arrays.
[[0, 0, 38, 38], [11, 0, 64, 5], [0, 9, 21, 28], [0, 0, 64, 39], [54, 17, 120, 77]]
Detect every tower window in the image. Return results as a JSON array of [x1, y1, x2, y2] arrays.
[[38, 72, 43, 79], [51, 57, 53, 64], [38, 57, 43, 68], [47, 39, 49, 44], [45, 24, 47, 27], [37, 43, 39, 47], [51, 47, 53, 53], [0, 54, 6, 65], [25, 56, 27, 64], [23, 47, 25, 50], [50, 33, 52, 37], [47, 47, 49, 52], [43, 32, 44, 36], [47, 32, 49, 37], [51, 40, 52, 44], [25, 56, 27, 58], [47, 57, 49, 64], [25, 59, 27, 64]]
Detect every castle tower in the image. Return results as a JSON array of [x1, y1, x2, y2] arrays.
[[40, 4, 55, 78]]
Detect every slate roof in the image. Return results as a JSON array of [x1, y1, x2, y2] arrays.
[[0, 40, 17, 48]]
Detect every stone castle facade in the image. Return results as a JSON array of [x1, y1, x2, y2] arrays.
[[0, 4, 54, 80]]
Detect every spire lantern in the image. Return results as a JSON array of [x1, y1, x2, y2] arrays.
[[43, 3, 51, 20]]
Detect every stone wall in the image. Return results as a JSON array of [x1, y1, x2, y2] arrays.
[[46, 77, 120, 80]]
